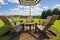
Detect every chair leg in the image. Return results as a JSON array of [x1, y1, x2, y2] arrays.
[[35, 26, 37, 32], [48, 30, 57, 36], [9, 32, 19, 40], [9, 29, 22, 40], [39, 30, 49, 39], [22, 26, 24, 32], [37, 28, 49, 39], [29, 25, 31, 32]]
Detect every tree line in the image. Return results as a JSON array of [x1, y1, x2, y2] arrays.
[[41, 8, 60, 19]]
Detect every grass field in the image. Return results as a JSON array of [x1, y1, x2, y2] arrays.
[[0, 18, 60, 40]]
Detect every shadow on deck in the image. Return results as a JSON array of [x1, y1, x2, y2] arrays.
[[18, 27, 58, 40]]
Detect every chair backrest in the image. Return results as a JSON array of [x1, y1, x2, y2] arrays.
[[0, 16, 15, 31], [43, 16, 52, 25], [43, 15, 59, 31], [0, 16, 24, 32], [47, 15, 59, 25], [0, 16, 13, 27], [43, 15, 59, 25]]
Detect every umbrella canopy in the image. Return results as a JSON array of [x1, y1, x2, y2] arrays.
[[19, 0, 41, 6]]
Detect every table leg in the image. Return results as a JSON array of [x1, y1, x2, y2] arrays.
[[29, 25, 31, 32], [33, 25, 34, 31]]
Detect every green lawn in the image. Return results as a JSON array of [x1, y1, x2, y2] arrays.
[[50, 20, 60, 40], [0, 18, 60, 40]]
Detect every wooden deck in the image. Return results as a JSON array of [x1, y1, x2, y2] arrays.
[[18, 27, 58, 40], [19, 32, 39, 40]]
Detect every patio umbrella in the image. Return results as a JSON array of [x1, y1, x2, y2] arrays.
[[19, 0, 41, 23]]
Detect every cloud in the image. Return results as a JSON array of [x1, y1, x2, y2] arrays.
[[0, 0, 43, 16], [10, 8, 20, 12], [0, 6, 2, 8], [53, 4, 60, 9], [0, 12, 5, 16], [0, 0, 5, 4], [0, 12, 2, 14], [0, 0, 7, 5], [9, 5, 29, 15], [55, 4, 60, 7], [17, 5, 29, 9], [9, 7, 29, 15], [6, 10, 29, 16], [43, 6, 49, 9], [55, 4, 60, 9], [31, 5, 43, 16], [2, 3, 43, 16], [18, 5, 23, 8], [8, 0, 19, 4]]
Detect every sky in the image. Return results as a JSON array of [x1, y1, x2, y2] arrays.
[[0, 0, 60, 16]]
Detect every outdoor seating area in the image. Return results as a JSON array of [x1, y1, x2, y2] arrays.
[[0, 15, 59, 40], [0, 0, 60, 40]]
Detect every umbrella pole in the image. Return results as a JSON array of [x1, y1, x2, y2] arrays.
[[29, 6, 31, 16]]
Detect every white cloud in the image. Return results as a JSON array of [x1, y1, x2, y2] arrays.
[[0, 6, 2, 8], [10, 8, 20, 12], [7, 10, 29, 16], [0, 12, 2, 14], [55, 4, 60, 7], [18, 6, 23, 8], [0, 0, 5, 4], [55, 4, 60, 9], [0, 0, 7, 5], [10, 4, 29, 15], [8, 0, 19, 4], [30, 4, 43, 16], [53, 4, 60, 9], [5, 4, 43, 16], [19, 4, 43, 16], [43, 6, 49, 9], [0, 0, 43, 16], [17, 5, 29, 9], [0, 12, 5, 16]]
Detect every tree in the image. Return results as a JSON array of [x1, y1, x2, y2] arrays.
[[41, 8, 60, 19], [58, 10, 60, 19], [53, 8, 60, 15], [46, 9, 53, 18], [58, 10, 60, 15], [41, 10, 46, 19], [46, 9, 52, 16]]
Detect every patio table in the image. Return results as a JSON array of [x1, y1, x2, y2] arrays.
[[25, 23, 35, 32]]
